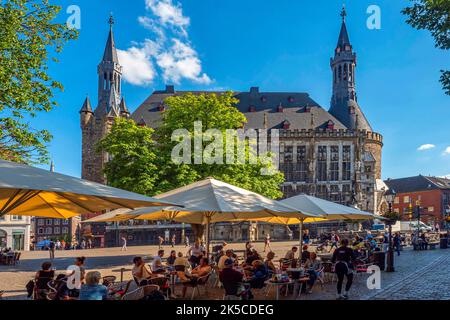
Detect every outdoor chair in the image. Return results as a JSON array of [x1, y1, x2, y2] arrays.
[[121, 287, 145, 300], [212, 265, 222, 288], [108, 280, 133, 298], [102, 275, 116, 286], [142, 284, 160, 297], [147, 276, 170, 298], [279, 259, 293, 271], [183, 272, 212, 300]]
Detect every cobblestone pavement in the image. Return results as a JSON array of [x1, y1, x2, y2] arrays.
[[1, 242, 448, 300]]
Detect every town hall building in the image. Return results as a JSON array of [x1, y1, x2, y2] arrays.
[[80, 9, 384, 246]]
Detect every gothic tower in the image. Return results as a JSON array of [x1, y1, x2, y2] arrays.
[[329, 6, 372, 131], [80, 15, 128, 184]]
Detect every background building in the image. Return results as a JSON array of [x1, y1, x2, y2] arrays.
[[0, 215, 31, 251], [80, 9, 383, 245], [384, 175, 450, 229]]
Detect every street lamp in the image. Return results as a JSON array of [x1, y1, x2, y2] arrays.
[[385, 190, 397, 272]]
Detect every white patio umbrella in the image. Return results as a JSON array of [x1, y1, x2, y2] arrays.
[[0, 159, 180, 219], [114, 178, 322, 256]]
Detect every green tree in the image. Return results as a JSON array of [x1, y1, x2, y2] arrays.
[[402, 0, 450, 95], [0, 0, 78, 163], [155, 92, 284, 199], [97, 118, 159, 196], [99, 93, 285, 241]]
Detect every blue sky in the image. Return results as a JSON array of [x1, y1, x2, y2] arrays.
[[35, 0, 449, 179]]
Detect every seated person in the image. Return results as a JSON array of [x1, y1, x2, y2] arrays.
[[132, 256, 154, 286], [243, 249, 261, 267], [181, 257, 212, 298], [79, 271, 108, 300], [215, 250, 224, 264], [34, 261, 55, 300], [53, 273, 76, 301], [174, 252, 191, 271], [264, 252, 277, 275], [218, 250, 234, 271], [219, 258, 244, 297], [246, 260, 268, 289], [301, 245, 310, 263], [167, 250, 177, 266], [188, 240, 205, 267], [152, 250, 165, 273], [304, 252, 322, 293], [284, 246, 298, 261]]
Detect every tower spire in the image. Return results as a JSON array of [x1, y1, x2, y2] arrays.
[[102, 13, 119, 64]]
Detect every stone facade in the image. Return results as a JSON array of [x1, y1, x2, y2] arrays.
[[0, 215, 31, 251], [80, 10, 383, 244]]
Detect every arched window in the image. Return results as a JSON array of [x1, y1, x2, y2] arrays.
[[349, 64, 353, 82], [104, 73, 107, 90], [338, 65, 342, 81], [343, 63, 348, 80], [334, 67, 337, 83]]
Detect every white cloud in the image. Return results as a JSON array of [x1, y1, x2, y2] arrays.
[[119, 0, 212, 87], [117, 44, 156, 86], [156, 39, 212, 84], [441, 174, 450, 179], [443, 146, 450, 156], [144, 0, 190, 36], [417, 144, 435, 151]]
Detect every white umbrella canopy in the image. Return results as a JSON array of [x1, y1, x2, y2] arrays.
[[0, 159, 180, 219], [123, 178, 321, 256], [279, 194, 375, 222], [145, 178, 320, 223]]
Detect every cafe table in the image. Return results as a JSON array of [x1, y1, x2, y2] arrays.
[[265, 279, 293, 300]]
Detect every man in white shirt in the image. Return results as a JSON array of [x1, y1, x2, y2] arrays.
[[152, 249, 165, 273]]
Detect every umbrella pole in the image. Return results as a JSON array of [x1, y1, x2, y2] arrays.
[[206, 216, 211, 259], [299, 218, 304, 261]]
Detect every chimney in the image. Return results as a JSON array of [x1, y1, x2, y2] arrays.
[[165, 85, 175, 93], [250, 87, 259, 94]]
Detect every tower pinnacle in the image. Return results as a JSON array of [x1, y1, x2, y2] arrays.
[[340, 5, 347, 22]]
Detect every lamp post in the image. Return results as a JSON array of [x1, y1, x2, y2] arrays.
[[385, 190, 397, 272]]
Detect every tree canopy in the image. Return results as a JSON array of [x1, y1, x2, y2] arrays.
[[402, 0, 450, 95], [99, 92, 284, 200], [0, 0, 78, 163]]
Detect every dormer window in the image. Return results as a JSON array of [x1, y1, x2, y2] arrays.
[[326, 120, 335, 130], [248, 105, 256, 112], [282, 120, 290, 130], [277, 104, 283, 113], [304, 105, 311, 113], [158, 103, 165, 112], [349, 106, 355, 114]]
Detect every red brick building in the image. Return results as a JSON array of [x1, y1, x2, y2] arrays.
[[384, 176, 450, 228]]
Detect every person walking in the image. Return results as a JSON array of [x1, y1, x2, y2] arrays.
[[185, 236, 190, 248], [121, 236, 127, 251], [263, 234, 271, 253], [331, 239, 355, 300], [171, 234, 176, 248], [49, 240, 56, 260], [393, 232, 401, 256], [329, 232, 339, 252], [158, 236, 164, 249]]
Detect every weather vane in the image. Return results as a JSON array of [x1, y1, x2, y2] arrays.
[[340, 4, 347, 22], [108, 13, 114, 26]]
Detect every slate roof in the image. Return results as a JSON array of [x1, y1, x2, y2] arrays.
[[336, 21, 351, 50], [79, 96, 92, 113], [384, 175, 450, 194], [102, 26, 119, 64], [131, 86, 347, 131]]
